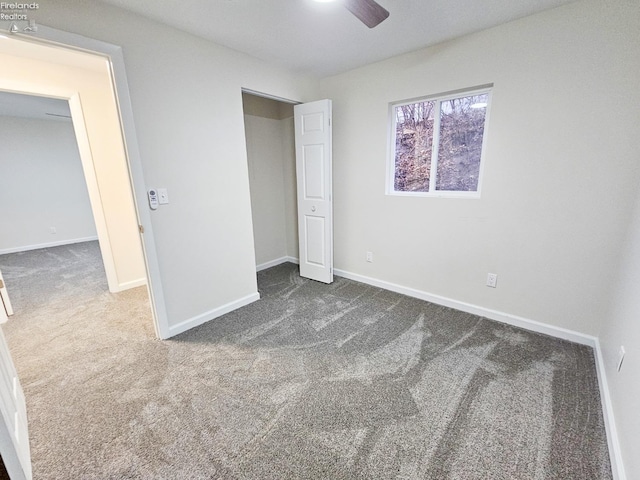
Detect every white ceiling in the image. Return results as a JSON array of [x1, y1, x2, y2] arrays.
[[99, 0, 578, 77]]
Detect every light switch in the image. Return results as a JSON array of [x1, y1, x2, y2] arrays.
[[157, 188, 169, 205]]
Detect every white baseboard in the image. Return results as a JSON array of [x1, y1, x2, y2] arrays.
[[333, 268, 596, 346], [168, 292, 260, 338], [110, 277, 147, 293], [256, 261, 594, 344], [0, 236, 99, 255], [593, 339, 626, 480], [256, 256, 299, 272]]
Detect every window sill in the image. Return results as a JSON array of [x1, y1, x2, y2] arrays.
[[385, 190, 481, 199]]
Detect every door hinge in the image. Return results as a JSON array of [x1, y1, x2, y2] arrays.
[[138, 225, 145, 234], [0, 279, 4, 289]]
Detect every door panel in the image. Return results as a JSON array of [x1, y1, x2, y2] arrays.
[[0, 326, 31, 480], [302, 145, 325, 200], [305, 216, 326, 266], [301, 112, 324, 134], [295, 99, 333, 284]]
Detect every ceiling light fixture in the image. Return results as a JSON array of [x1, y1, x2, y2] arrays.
[[313, 0, 389, 28]]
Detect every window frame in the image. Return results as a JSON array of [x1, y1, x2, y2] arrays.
[[386, 85, 493, 198]]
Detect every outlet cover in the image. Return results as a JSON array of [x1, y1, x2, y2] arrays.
[[157, 188, 169, 205], [486, 273, 498, 288], [366, 252, 373, 263]]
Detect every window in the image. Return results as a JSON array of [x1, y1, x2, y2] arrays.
[[388, 87, 491, 197]]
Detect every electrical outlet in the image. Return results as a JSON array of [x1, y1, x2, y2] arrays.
[[486, 273, 498, 288], [50, 227, 57, 234], [366, 251, 373, 263], [617, 346, 625, 372]]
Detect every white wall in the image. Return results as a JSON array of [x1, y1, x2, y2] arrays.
[[245, 114, 288, 265], [35, 0, 318, 332], [0, 116, 96, 253], [320, 0, 640, 337], [243, 94, 298, 267], [600, 181, 640, 477]]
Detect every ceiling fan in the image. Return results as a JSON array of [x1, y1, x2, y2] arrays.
[[315, 0, 390, 28]]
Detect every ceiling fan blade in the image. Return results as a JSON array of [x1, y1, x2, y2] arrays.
[[343, 0, 389, 28]]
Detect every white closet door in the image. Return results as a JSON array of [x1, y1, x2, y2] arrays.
[[294, 99, 333, 284]]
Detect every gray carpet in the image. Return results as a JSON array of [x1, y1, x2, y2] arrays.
[[0, 242, 612, 479]]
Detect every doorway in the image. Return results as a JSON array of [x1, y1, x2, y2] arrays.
[[242, 91, 300, 271], [0, 77, 154, 480], [0, 28, 167, 478], [0, 90, 149, 315], [0, 30, 168, 338], [242, 92, 334, 283]]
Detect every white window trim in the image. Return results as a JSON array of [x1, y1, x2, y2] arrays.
[[386, 85, 493, 198]]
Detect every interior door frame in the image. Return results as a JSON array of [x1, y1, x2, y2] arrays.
[[240, 89, 334, 282], [5, 27, 170, 339], [241, 87, 300, 271], [0, 269, 13, 317]]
